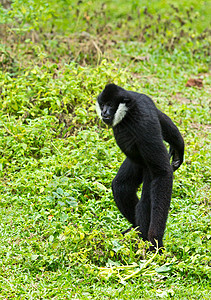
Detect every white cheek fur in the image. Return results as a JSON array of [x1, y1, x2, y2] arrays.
[[96, 101, 102, 119], [112, 103, 128, 127]]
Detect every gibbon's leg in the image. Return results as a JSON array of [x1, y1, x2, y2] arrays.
[[148, 163, 173, 250], [135, 170, 151, 241], [139, 139, 174, 250], [112, 158, 143, 227]]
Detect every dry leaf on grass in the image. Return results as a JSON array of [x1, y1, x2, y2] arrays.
[[185, 78, 203, 87]]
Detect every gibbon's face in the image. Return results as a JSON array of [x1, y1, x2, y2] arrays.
[[96, 84, 129, 127]]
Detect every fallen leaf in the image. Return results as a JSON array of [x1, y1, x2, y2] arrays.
[[130, 55, 150, 62], [186, 78, 203, 87]]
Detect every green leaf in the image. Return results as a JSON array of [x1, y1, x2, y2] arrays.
[[155, 264, 172, 273], [56, 187, 64, 195], [31, 254, 39, 261]]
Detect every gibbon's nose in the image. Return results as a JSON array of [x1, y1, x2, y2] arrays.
[[102, 111, 113, 125], [101, 107, 111, 119]]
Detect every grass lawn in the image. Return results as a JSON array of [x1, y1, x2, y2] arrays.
[[0, 0, 210, 298]]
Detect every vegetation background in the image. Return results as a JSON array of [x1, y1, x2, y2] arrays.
[[0, 0, 210, 298]]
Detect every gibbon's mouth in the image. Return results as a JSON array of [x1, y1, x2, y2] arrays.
[[102, 116, 113, 125]]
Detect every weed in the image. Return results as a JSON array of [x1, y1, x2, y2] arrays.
[[0, 0, 210, 298]]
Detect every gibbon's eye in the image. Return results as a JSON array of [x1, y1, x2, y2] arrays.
[[107, 102, 113, 108], [101, 102, 112, 109], [99, 102, 104, 109]]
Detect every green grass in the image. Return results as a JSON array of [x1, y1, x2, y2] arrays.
[[0, 0, 210, 298]]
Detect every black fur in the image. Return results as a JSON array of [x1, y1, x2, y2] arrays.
[[97, 84, 184, 251]]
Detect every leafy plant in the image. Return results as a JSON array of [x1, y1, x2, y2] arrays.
[[0, 0, 210, 299]]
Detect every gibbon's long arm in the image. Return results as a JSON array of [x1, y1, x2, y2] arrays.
[[157, 110, 184, 171]]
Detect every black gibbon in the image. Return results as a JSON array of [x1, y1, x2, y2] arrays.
[[96, 84, 184, 251]]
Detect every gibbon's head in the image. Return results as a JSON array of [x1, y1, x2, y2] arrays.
[[96, 84, 130, 127]]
